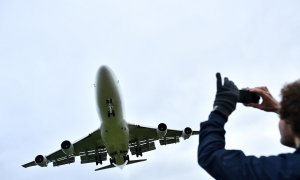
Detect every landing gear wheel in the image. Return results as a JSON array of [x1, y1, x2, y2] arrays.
[[107, 111, 115, 117], [135, 147, 143, 157], [95, 155, 103, 165], [123, 155, 129, 162], [110, 158, 116, 165], [95, 156, 99, 165]]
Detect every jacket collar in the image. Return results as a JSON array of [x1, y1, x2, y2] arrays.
[[295, 148, 300, 154]]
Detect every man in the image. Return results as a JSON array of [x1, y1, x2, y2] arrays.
[[198, 73, 300, 180]]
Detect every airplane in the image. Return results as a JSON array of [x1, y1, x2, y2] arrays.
[[22, 66, 199, 171]]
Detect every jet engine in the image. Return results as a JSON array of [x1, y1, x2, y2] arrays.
[[61, 140, 74, 155], [182, 127, 192, 139], [35, 155, 48, 167], [157, 123, 167, 138]]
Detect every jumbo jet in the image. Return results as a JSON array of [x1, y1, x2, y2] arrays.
[[22, 66, 198, 171]]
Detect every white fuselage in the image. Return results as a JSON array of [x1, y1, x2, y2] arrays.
[[95, 66, 129, 166]]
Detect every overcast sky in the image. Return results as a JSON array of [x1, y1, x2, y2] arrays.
[[1, 0, 300, 179]]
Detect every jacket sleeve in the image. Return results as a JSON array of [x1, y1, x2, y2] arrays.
[[197, 112, 298, 180]]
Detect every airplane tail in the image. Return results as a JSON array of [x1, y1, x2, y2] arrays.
[[94, 159, 147, 171]]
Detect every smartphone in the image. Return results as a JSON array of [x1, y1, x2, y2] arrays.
[[238, 89, 260, 104]]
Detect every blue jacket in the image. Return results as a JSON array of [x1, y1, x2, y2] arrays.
[[198, 112, 300, 180]]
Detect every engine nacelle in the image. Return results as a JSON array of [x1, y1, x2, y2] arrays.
[[182, 127, 192, 140], [61, 140, 74, 155], [157, 123, 167, 138], [35, 155, 48, 167]]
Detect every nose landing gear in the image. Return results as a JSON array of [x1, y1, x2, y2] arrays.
[[106, 99, 115, 117]]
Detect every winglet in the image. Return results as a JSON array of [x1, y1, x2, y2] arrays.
[[94, 159, 147, 171]]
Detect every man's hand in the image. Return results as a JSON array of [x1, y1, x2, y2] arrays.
[[213, 73, 239, 118], [247, 87, 280, 114]]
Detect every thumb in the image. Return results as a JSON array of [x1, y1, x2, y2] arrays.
[[247, 103, 261, 109], [247, 103, 259, 108]]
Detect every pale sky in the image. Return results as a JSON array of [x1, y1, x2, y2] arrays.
[[1, 0, 300, 179]]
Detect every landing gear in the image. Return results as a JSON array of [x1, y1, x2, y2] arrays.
[[95, 155, 103, 165], [106, 98, 115, 117], [123, 155, 129, 162], [108, 111, 115, 117], [109, 157, 116, 165], [135, 147, 143, 157], [106, 99, 112, 104]]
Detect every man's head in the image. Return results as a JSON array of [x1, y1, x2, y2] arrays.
[[279, 80, 300, 148]]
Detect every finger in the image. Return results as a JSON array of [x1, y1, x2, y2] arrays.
[[224, 77, 228, 86], [249, 88, 261, 93], [243, 103, 252, 107], [216, 73, 222, 89], [252, 86, 269, 92], [224, 77, 231, 87], [247, 103, 256, 106], [262, 86, 269, 91], [231, 81, 238, 90], [249, 88, 266, 96], [229, 79, 237, 89], [247, 103, 260, 109]]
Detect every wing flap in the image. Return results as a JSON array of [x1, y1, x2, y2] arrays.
[[130, 141, 156, 155], [80, 151, 107, 164], [159, 136, 180, 145], [53, 156, 75, 167]]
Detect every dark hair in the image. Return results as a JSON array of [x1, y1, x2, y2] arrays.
[[280, 80, 300, 134]]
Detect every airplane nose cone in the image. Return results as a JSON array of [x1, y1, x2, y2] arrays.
[[96, 66, 114, 85], [98, 65, 110, 78]]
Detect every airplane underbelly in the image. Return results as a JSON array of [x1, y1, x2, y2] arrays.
[[96, 66, 128, 165], [101, 122, 129, 162]]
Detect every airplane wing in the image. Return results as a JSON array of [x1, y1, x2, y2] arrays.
[[22, 124, 199, 168], [128, 124, 199, 156], [22, 128, 106, 168]]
